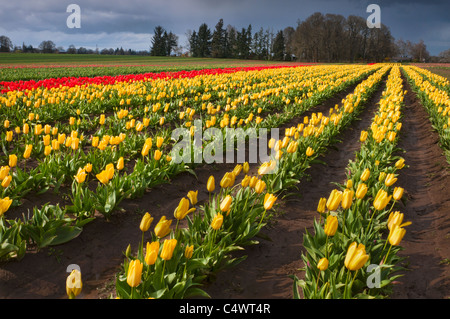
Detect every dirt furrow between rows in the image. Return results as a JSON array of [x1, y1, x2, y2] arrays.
[[202, 77, 388, 299], [390, 75, 450, 299]]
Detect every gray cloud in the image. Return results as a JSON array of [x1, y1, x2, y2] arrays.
[[0, 0, 448, 55]]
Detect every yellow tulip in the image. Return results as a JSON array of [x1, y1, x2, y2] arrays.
[[387, 211, 404, 231], [393, 187, 404, 201], [154, 149, 162, 161], [5, 131, 13, 142], [145, 241, 160, 266], [184, 245, 194, 259], [160, 239, 177, 261], [249, 176, 258, 188], [344, 242, 369, 271], [326, 189, 342, 211], [154, 216, 172, 238], [140, 212, 154, 232], [1, 175, 12, 188], [207, 175, 215, 192], [23, 144, 32, 159], [96, 170, 110, 185], [384, 173, 397, 187], [360, 168, 370, 182], [156, 136, 164, 148], [317, 258, 329, 271], [306, 147, 314, 157], [0, 166, 10, 180], [324, 214, 338, 236], [220, 195, 233, 213], [187, 190, 198, 206], [84, 163, 92, 173], [211, 212, 224, 230], [254, 179, 266, 194], [317, 197, 327, 214], [395, 158, 405, 169], [355, 183, 368, 199], [126, 259, 143, 288], [341, 188, 354, 210], [8, 154, 17, 168], [116, 157, 124, 170], [360, 130, 368, 142], [174, 197, 195, 220], [242, 162, 250, 174], [0, 197, 12, 216], [373, 189, 391, 211], [233, 164, 242, 176], [388, 224, 410, 246], [66, 269, 82, 299], [141, 143, 151, 156], [74, 168, 87, 184], [263, 193, 277, 210]]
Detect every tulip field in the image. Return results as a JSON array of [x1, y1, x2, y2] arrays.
[[0, 58, 449, 300]]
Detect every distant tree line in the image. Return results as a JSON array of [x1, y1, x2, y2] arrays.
[[1, 12, 449, 63]]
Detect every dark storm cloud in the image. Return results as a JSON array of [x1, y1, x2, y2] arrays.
[[0, 0, 448, 54]]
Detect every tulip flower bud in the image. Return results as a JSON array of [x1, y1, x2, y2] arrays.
[[254, 179, 266, 194], [243, 162, 250, 174], [341, 188, 354, 210], [154, 150, 162, 161], [211, 212, 224, 230], [184, 245, 194, 259], [384, 173, 397, 187], [306, 147, 314, 157], [154, 216, 172, 238], [326, 189, 342, 211], [8, 154, 17, 168], [317, 197, 327, 214], [5, 131, 13, 142], [145, 241, 160, 266], [116, 157, 124, 170], [66, 269, 83, 299], [160, 239, 177, 261], [207, 175, 215, 192], [156, 136, 164, 148], [360, 168, 370, 182], [324, 215, 338, 236], [140, 212, 153, 232], [220, 195, 233, 213], [393, 187, 404, 201], [355, 183, 368, 199], [395, 158, 405, 169], [388, 225, 407, 246], [360, 130, 368, 142], [23, 144, 32, 159], [263, 193, 277, 210], [373, 189, 391, 211], [126, 259, 143, 288], [74, 168, 87, 184], [317, 258, 329, 271], [1, 175, 12, 188], [187, 190, 198, 206], [0, 197, 13, 216]]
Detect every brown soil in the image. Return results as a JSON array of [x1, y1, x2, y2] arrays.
[[0, 72, 449, 299]]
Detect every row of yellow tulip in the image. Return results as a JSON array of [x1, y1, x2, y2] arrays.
[[402, 65, 450, 160], [293, 65, 411, 299]]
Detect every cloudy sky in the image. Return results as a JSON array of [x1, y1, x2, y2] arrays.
[[0, 0, 448, 55]]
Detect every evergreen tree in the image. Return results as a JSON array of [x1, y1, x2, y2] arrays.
[[272, 30, 285, 60], [196, 23, 212, 57], [211, 18, 226, 58], [150, 26, 167, 56]]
